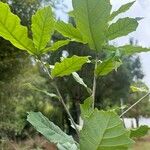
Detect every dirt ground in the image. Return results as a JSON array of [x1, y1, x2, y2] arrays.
[[1, 134, 150, 150], [132, 135, 150, 150], [0, 136, 57, 150]]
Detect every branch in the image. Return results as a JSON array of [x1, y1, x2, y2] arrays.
[[120, 92, 150, 117], [36, 57, 80, 137], [92, 59, 98, 109]]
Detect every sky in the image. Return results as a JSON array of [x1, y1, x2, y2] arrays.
[[110, 0, 150, 89], [56, 0, 150, 88]]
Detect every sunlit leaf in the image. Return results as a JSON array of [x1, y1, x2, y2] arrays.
[[44, 40, 70, 52], [119, 45, 150, 55], [31, 6, 55, 54], [103, 44, 150, 56], [51, 55, 89, 78], [110, 1, 135, 20], [95, 57, 122, 76], [56, 21, 84, 43], [0, 2, 35, 54], [107, 17, 138, 40], [72, 0, 111, 50]]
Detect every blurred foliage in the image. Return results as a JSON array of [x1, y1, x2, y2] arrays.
[[0, 59, 63, 138], [126, 81, 150, 127], [0, 0, 65, 139]]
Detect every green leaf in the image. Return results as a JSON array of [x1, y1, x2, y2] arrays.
[[24, 83, 59, 99], [110, 1, 135, 20], [95, 57, 122, 76], [27, 112, 78, 150], [55, 21, 84, 43], [130, 125, 150, 138], [0, 2, 35, 54], [57, 143, 78, 150], [103, 44, 150, 56], [107, 17, 138, 40], [72, 72, 92, 94], [51, 55, 89, 78], [72, 72, 88, 88], [31, 6, 55, 54], [80, 96, 93, 119], [119, 45, 150, 55], [80, 110, 134, 150], [68, 10, 74, 18], [43, 40, 70, 52], [72, 0, 111, 50], [102, 45, 117, 51]]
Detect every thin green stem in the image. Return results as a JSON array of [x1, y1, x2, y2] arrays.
[[92, 58, 98, 109], [37, 57, 80, 137], [53, 83, 80, 137], [120, 92, 150, 117]]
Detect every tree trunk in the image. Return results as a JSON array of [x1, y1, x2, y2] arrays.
[[135, 117, 139, 127]]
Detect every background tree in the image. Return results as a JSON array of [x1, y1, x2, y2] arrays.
[[0, 0, 65, 138], [125, 81, 150, 127]]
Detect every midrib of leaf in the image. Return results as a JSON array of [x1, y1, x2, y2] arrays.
[[104, 122, 122, 132], [85, 0, 97, 51], [102, 124, 126, 141], [0, 12, 32, 52], [98, 116, 130, 148], [82, 113, 129, 149], [97, 114, 111, 149], [37, 9, 51, 51], [81, 130, 97, 147]]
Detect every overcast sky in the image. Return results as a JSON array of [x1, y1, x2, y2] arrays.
[[56, 0, 150, 88]]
